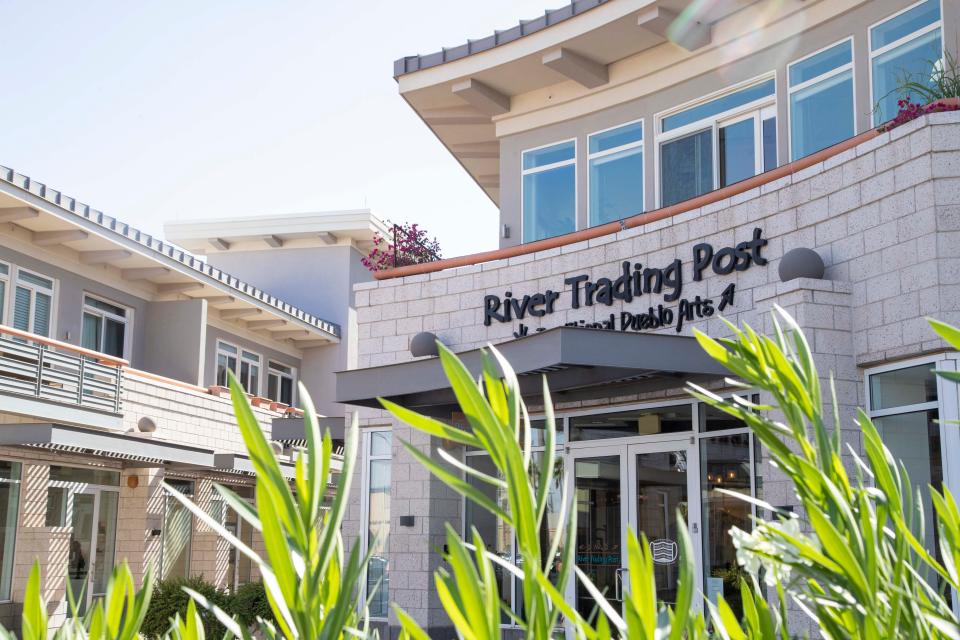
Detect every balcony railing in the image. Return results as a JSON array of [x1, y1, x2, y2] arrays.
[[0, 325, 124, 415]]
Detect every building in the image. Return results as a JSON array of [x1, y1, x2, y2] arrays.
[[335, 0, 960, 637], [0, 166, 384, 629]]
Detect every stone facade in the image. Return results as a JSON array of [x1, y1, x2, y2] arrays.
[[343, 112, 960, 634]]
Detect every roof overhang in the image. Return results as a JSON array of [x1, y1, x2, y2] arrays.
[[0, 423, 215, 467], [213, 452, 305, 479], [336, 326, 728, 410]]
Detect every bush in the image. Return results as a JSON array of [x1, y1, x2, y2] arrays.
[[141, 575, 228, 639], [226, 581, 275, 628]]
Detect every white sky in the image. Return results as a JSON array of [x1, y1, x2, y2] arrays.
[[0, 1, 558, 258]]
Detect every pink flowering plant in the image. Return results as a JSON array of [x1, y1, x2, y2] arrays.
[[879, 97, 959, 132], [362, 222, 442, 272], [877, 52, 960, 132]]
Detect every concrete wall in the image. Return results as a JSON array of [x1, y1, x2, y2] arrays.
[[142, 299, 208, 386], [497, 0, 960, 248]]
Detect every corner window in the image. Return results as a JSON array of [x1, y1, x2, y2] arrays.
[[658, 79, 775, 207], [0, 461, 20, 601], [588, 121, 643, 226], [870, 0, 943, 125], [788, 39, 855, 160], [162, 479, 194, 580], [12, 268, 55, 338], [522, 140, 576, 243], [267, 361, 296, 406], [364, 430, 391, 618], [81, 295, 130, 358]]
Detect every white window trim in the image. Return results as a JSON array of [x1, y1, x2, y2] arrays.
[[587, 119, 645, 227], [216, 340, 239, 387], [653, 73, 776, 208], [81, 293, 133, 360], [360, 428, 392, 620], [786, 36, 857, 162], [9, 265, 58, 338], [240, 348, 263, 396], [0, 261, 9, 327], [267, 360, 297, 406], [520, 138, 578, 244], [867, 0, 945, 127]]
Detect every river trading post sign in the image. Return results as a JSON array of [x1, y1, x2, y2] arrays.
[[482, 227, 768, 337]]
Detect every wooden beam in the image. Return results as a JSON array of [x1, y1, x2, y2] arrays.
[[33, 229, 89, 246], [209, 237, 231, 251], [0, 207, 38, 222], [318, 232, 338, 245], [80, 250, 132, 265], [542, 48, 608, 89], [122, 267, 170, 281], [272, 330, 310, 340], [294, 339, 332, 348], [198, 295, 234, 305], [637, 6, 711, 50], [451, 78, 510, 116], [247, 319, 286, 330], [157, 282, 204, 294], [450, 142, 499, 159], [263, 235, 284, 248], [422, 107, 490, 126], [220, 308, 262, 320]]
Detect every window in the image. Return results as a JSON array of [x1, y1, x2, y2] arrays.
[[522, 140, 576, 242], [0, 461, 20, 601], [0, 263, 8, 326], [81, 295, 130, 358], [162, 479, 194, 580], [870, 0, 943, 125], [239, 350, 261, 395], [216, 341, 261, 394], [788, 39, 855, 161], [12, 268, 55, 337], [364, 430, 391, 618], [216, 341, 238, 387], [658, 79, 776, 207], [267, 361, 296, 405], [569, 403, 693, 441], [588, 121, 643, 226], [218, 485, 254, 590]]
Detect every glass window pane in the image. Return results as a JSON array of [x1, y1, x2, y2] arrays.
[[589, 121, 642, 154], [0, 264, 7, 276], [636, 449, 688, 605], [218, 342, 237, 355], [719, 118, 756, 187], [17, 270, 53, 290], [49, 466, 120, 486], [280, 377, 294, 405], [0, 463, 19, 600], [163, 493, 193, 580], [367, 458, 391, 617], [700, 397, 758, 432], [523, 141, 575, 170], [570, 404, 692, 441], [871, 0, 940, 50], [33, 292, 51, 337], [12, 287, 30, 332], [0, 282, 5, 324], [46, 486, 68, 527], [788, 41, 852, 86], [526, 419, 565, 447], [790, 70, 854, 160], [701, 434, 752, 616], [216, 355, 229, 387], [515, 450, 564, 619], [92, 491, 119, 595], [465, 455, 511, 622], [869, 364, 937, 410], [589, 146, 643, 225], [662, 79, 774, 132], [523, 164, 576, 242], [267, 375, 278, 402], [574, 455, 621, 619], [84, 296, 125, 317], [762, 117, 777, 172], [370, 431, 392, 457], [871, 28, 942, 124], [82, 313, 102, 352], [660, 129, 712, 207], [103, 318, 125, 357]]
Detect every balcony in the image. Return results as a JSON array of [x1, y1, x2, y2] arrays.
[[0, 325, 124, 430]]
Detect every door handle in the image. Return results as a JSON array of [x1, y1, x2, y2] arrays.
[[691, 522, 699, 535], [615, 567, 629, 601]]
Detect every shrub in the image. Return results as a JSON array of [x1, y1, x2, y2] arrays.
[[141, 576, 228, 639], [362, 222, 441, 272], [226, 581, 275, 628]]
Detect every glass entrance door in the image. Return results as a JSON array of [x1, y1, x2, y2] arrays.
[[67, 489, 119, 616]]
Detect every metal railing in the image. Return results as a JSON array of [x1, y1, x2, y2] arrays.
[[0, 325, 124, 415]]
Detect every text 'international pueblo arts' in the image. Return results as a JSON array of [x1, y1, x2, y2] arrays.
[[482, 228, 767, 336]]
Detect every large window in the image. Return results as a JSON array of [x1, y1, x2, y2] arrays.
[[870, 0, 943, 125], [11, 267, 55, 338], [162, 479, 195, 580], [522, 140, 576, 242], [81, 295, 130, 358], [788, 39, 855, 161], [216, 341, 261, 394], [0, 461, 20, 601], [658, 78, 776, 207], [588, 121, 643, 226], [267, 361, 296, 406], [364, 430, 391, 618]]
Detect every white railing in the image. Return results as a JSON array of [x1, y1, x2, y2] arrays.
[[0, 325, 124, 415]]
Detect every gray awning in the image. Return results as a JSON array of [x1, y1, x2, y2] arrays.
[[213, 452, 298, 479], [335, 326, 728, 410], [0, 423, 215, 467]]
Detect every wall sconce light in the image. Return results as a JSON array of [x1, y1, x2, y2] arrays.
[[126, 475, 140, 489]]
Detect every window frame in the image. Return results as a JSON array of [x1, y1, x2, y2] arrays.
[[0, 460, 21, 603], [587, 119, 645, 226], [654, 74, 776, 208], [161, 478, 195, 581], [215, 340, 239, 388], [81, 293, 133, 359], [239, 348, 262, 396], [360, 428, 392, 620], [520, 138, 578, 243], [267, 360, 297, 406], [786, 36, 857, 162], [0, 261, 9, 327], [867, 0, 945, 127], [216, 340, 264, 395], [10, 265, 57, 338]]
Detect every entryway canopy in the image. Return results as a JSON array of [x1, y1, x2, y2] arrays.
[[335, 326, 729, 411]]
